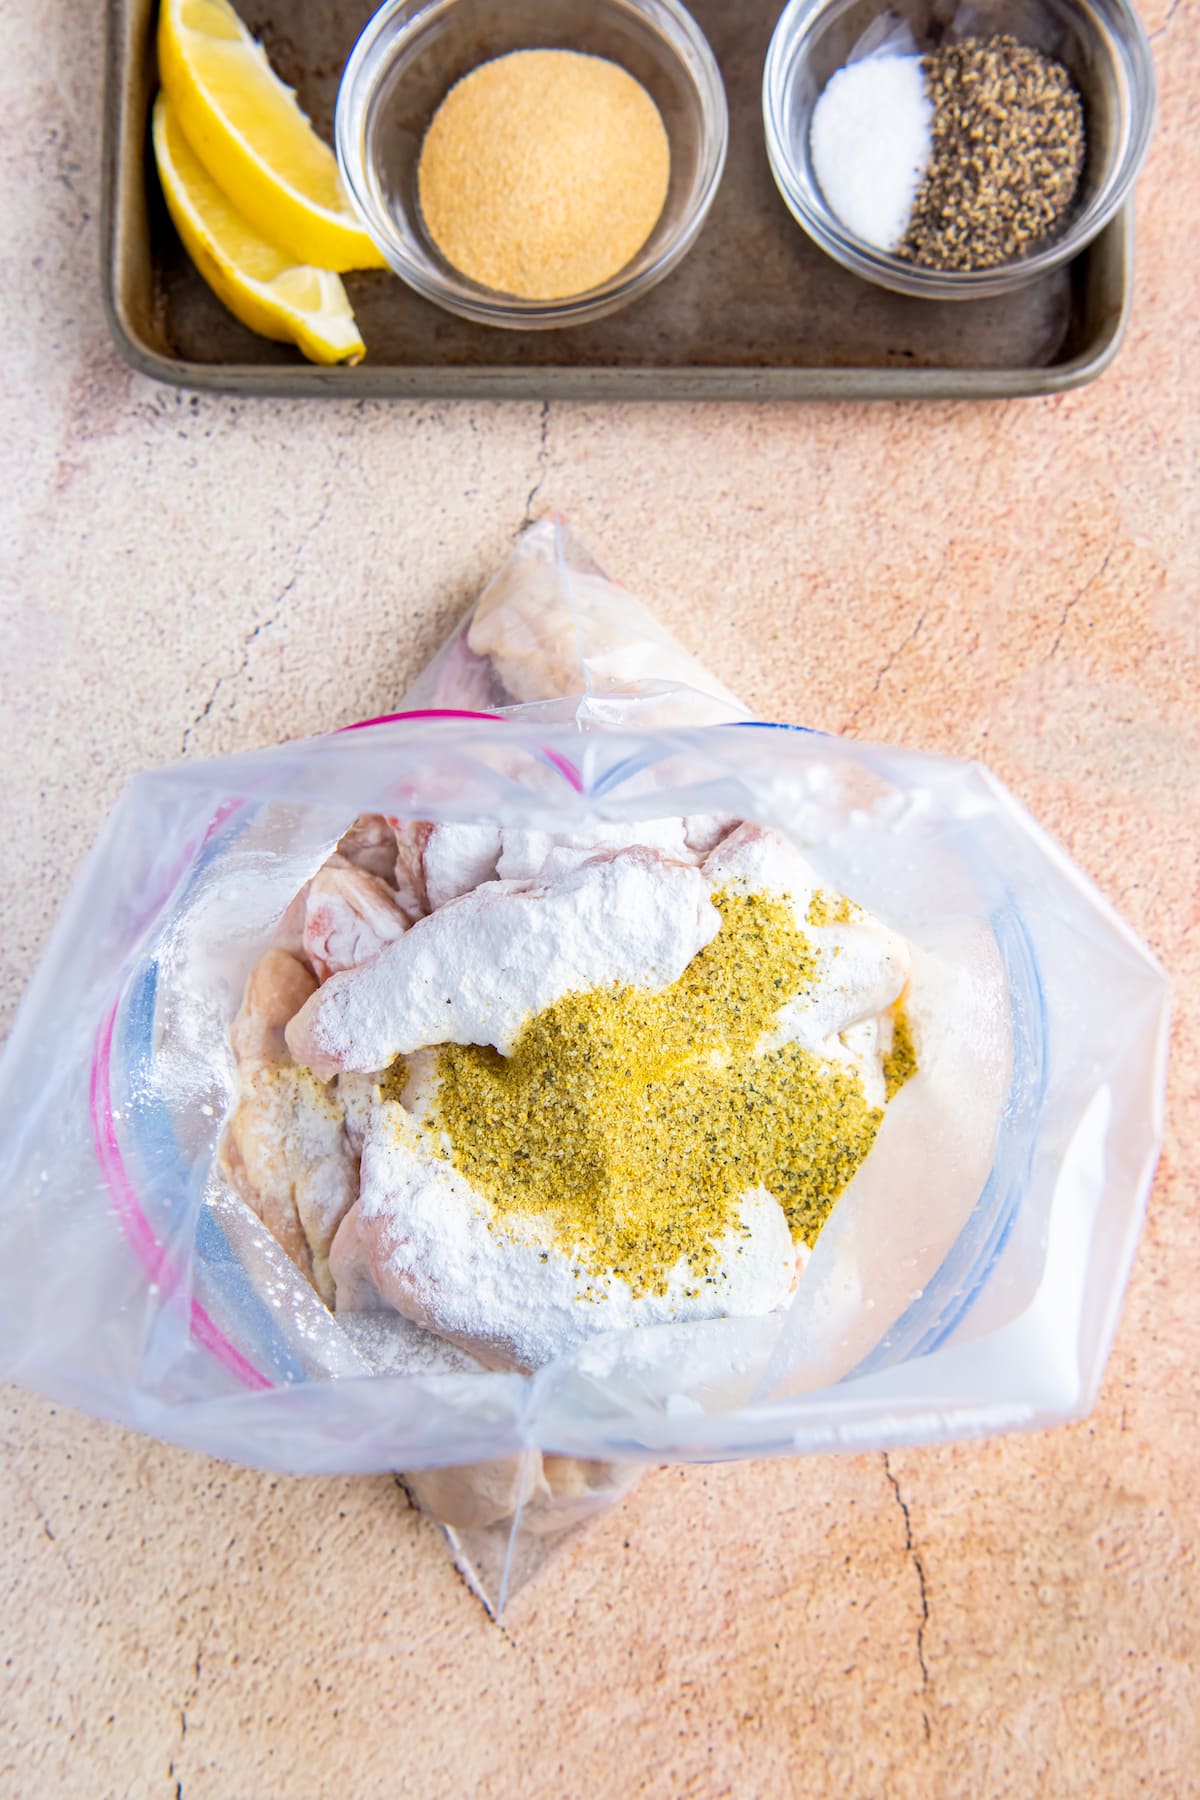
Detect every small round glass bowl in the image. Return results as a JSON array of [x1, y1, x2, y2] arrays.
[[763, 0, 1155, 299], [336, 0, 728, 329]]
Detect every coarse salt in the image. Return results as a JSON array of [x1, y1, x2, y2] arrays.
[[809, 54, 933, 251]]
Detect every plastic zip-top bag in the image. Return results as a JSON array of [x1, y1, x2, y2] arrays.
[[0, 519, 1169, 1613]]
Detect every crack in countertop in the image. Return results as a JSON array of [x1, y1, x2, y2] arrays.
[[522, 400, 551, 529], [1048, 538, 1118, 659], [843, 605, 928, 732], [882, 1450, 932, 1743], [179, 484, 336, 755]]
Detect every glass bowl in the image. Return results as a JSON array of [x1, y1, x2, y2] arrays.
[[763, 0, 1155, 299], [336, 0, 728, 329]]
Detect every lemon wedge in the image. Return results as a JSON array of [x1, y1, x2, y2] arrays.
[[153, 94, 366, 367], [157, 0, 384, 273]]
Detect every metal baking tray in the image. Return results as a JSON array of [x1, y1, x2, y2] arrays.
[[102, 0, 1132, 399]]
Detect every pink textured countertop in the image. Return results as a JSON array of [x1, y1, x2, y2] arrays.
[[2, 0, 1197, 1792]]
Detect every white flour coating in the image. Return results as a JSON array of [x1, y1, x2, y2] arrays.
[[328, 1100, 799, 1371], [285, 847, 720, 1078], [705, 825, 910, 1097], [838, 1016, 890, 1107], [703, 821, 824, 909], [422, 822, 502, 909], [336, 1069, 380, 1153], [302, 855, 408, 981], [336, 1307, 485, 1375], [394, 1047, 440, 1122], [496, 818, 690, 880]]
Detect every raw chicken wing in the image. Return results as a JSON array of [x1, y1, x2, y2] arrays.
[[392, 820, 433, 924], [466, 524, 742, 709], [302, 855, 409, 982], [337, 813, 401, 884], [224, 948, 358, 1303]]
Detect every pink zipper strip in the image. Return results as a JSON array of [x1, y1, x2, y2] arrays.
[[335, 707, 585, 792], [336, 708, 500, 731], [91, 997, 272, 1392], [84, 708, 588, 1395]]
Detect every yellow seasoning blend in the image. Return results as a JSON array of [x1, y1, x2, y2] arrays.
[[417, 48, 671, 301], [408, 890, 917, 1296]]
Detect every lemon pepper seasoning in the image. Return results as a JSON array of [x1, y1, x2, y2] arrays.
[[883, 1001, 918, 1101], [408, 889, 917, 1295], [807, 889, 857, 928]]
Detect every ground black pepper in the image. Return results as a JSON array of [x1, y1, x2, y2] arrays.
[[901, 36, 1086, 272]]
